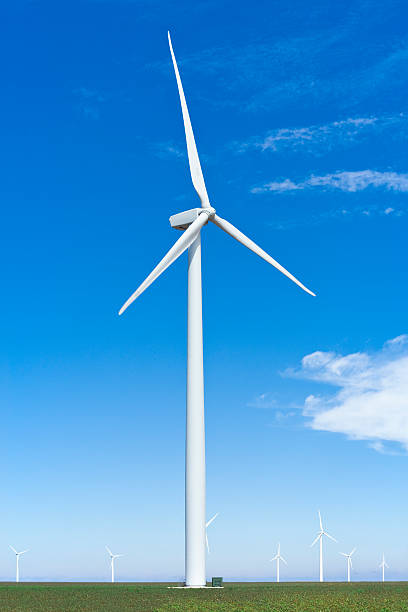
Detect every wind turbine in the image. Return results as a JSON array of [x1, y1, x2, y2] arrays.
[[105, 546, 123, 583], [339, 548, 356, 582], [205, 513, 219, 554], [9, 546, 29, 583], [270, 543, 287, 583], [118, 32, 315, 588], [379, 553, 389, 582], [311, 511, 337, 582]]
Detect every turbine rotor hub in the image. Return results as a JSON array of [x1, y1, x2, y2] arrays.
[[202, 206, 216, 218]]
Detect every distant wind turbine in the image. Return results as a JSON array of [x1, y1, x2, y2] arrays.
[[270, 543, 287, 583], [118, 31, 315, 589], [9, 546, 29, 583], [205, 513, 219, 554], [106, 546, 123, 583], [311, 511, 337, 582], [340, 548, 356, 582], [379, 553, 389, 582]]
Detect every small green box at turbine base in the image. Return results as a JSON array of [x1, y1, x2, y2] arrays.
[[211, 577, 223, 587]]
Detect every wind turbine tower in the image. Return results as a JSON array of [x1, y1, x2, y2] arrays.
[[379, 553, 389, 582], [118, 33, 315, 587], [205, 513, 219, 554], [106, 546, 123, 583], [340, 548, 356, 582], [270, 543, 287, 583], [311, 511, 337, 582], [9, 546, 29, 583]]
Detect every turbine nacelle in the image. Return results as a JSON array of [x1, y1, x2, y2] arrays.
[[170, 207, 216, 230]]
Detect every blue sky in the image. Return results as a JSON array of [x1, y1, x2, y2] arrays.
[[0, 0, 407, 581]]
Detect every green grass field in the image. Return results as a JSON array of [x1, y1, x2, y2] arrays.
[[0, 582, 407, 611]]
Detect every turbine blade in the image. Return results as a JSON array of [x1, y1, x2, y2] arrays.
[[105, 546, 113, 556], [19, 550, 29, 555], [310, 534, 321, 547], [168, 32, 210, 208], [205, 533, 209, 554], [350, 548, 356, 556], [318, 510, 323, 531], [339, 552, 348, 557], [280, 556, 288, 565], [349, 558, 353, 569], [9, 546, 17, 554], [119, 212, 208, 315], [210, 214, 315, 296], [324, 531, 337, 543], [206, 512, 219, 528]]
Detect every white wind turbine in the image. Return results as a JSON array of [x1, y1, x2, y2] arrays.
[[339, 548, 356, 582], [270, 543, 287, 583], [106, 546, 123, 583], [205, 513, 219, 554], [9, 546, 29, 583], [311, 511, 337, 582], [379, 552, 389, 582], [118, 32, 315, 588]]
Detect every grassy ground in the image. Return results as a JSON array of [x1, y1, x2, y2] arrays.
[[0, 581, 407, 611]]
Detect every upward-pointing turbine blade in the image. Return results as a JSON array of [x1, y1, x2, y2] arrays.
[[350, 548, 356, 556], [105, 546, 113, 556], [119, 212, 208, 315], [206, 513, 219, 528], [210, 214, 315, 296], [318, 510, 323, 531], [9, 546, 17, 554], [168, 32, 210, 208]]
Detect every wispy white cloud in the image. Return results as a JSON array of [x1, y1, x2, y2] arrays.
[[153, 142, 185, 160], [236, 114, 408, 156], [252, 170, 408, 194], [286, 336, 408, 453], [247, 392, 297, 427], [239, 116, 380, 154], [73, 87, 106, 120], [73, 87, 105, 103], [266, 204, 404, 232], [247, 392, 278, 410]]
